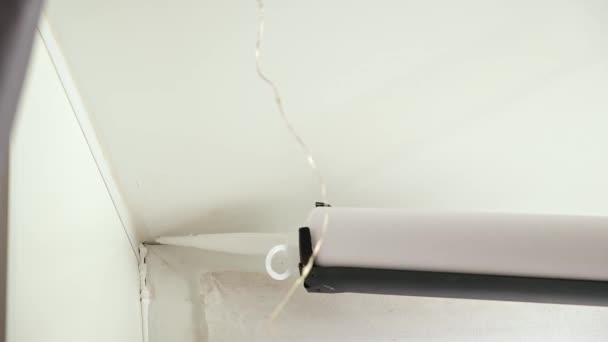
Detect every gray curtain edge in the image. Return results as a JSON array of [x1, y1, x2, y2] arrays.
[[0, 0, 43, 340]]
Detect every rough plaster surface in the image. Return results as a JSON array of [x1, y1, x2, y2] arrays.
[[147, 245, 608, 342]]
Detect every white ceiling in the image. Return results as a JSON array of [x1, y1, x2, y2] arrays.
[[45, 0, 608, 241]]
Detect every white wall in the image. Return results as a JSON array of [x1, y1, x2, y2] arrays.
[[46, 0, 608, 241], [33, 2, 608, 340], [6, 35, 142, 342]]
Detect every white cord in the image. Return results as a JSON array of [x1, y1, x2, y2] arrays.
[[254, 0, 331, 325]]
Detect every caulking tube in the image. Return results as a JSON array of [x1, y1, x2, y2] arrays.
[[307, 207, 608, 281], [301, 207, 608, 305]]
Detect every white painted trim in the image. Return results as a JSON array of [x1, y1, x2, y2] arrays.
[[36, 16, 141, 260]]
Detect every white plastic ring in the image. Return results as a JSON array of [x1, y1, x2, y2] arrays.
[[265, 244, 291, 280]]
